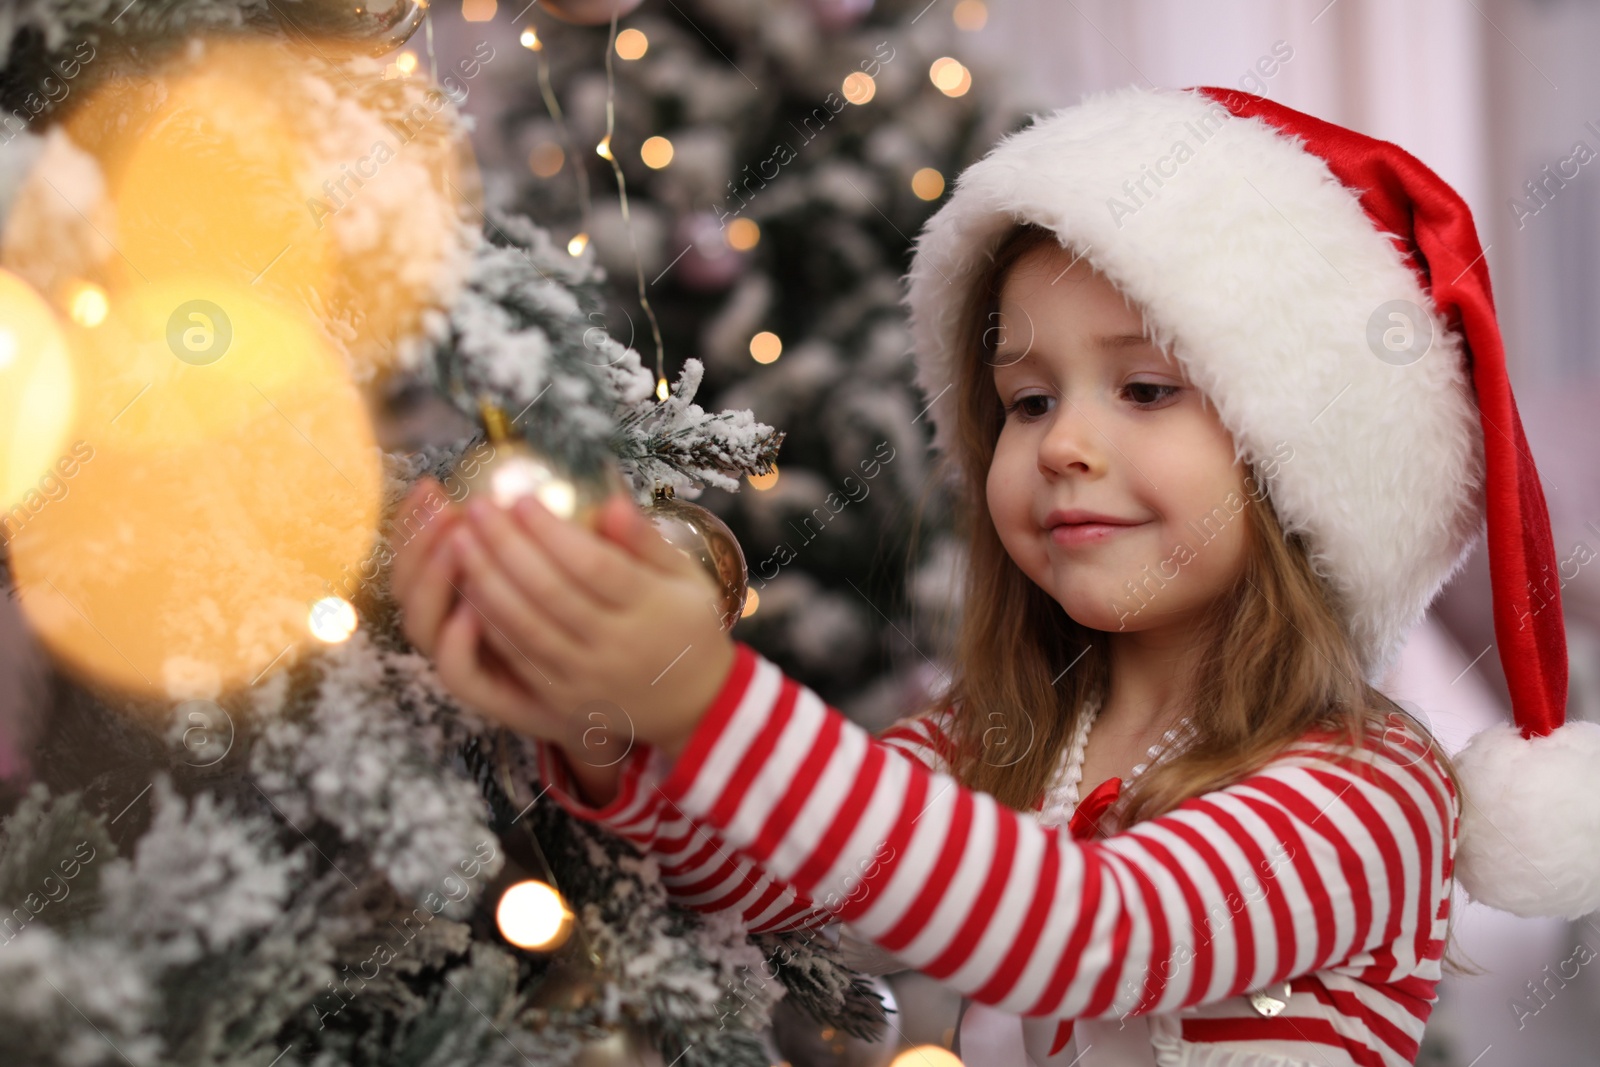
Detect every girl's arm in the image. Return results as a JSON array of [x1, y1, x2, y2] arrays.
[[559, 640, 1458, 1022], [531, 706, 958, 936]]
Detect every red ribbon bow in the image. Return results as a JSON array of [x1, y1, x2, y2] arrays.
[[1048, 775, 1123, 1056]]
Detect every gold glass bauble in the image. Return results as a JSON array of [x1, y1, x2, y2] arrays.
[[272, 0, 430, 55], [644, 486, 747, 630], [454, 400, 625, 529], [572, 1024, 665, 1067]]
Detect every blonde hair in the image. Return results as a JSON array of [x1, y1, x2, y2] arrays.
[[902, 220, 1478, 974]]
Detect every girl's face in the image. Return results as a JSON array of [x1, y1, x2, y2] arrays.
[[985, 243, 1253, 636]]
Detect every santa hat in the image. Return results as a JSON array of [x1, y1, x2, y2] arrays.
[[903, 84, 1600, 920]]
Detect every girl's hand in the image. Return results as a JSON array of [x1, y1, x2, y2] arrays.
[[389, 477, 578, 746], [451, 490, 737, 762], [389, 477, 463, 658]]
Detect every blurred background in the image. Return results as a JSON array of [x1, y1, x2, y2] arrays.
[[3, 1, 1598, 1064]]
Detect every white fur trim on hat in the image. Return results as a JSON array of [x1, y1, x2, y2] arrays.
[[903, 86, 1485, 683]]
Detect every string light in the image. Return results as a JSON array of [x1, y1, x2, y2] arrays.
[[615, 27, 649, 59], [930, 57, 971, 96], [520, 26, 541, 50], [395, 50, 418, 74], [749, 331, 782, 364], [461, 0, 496, 21], [496, 880, 573, 951], [740, 587, 759, 617], [748, 464, 779, 490], [842, 71, 876, 105], [911, 167, 945, 201], [308, 597, 358, 643], [529, 142, 564, 177], [595, 135, 613, 160], [640, 134, 674, 169], [726, 217, 760, 251], [567, 232, 589, 256], [891, 1048, 963, 1067], [67, 282, 108, 327], [592, 7, 670, 401], [952, 0, 987, 31]]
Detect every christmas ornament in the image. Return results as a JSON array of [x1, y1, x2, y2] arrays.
[[570, 1025, 666, 1067], [536, 0, 644, 26], [271, 0, 430, 56], [808, 0, 874, 31], [771, 974, 898, 1067], [644, 485, 747, 630], [456, 398, 626, 527], [671, 212, 746, 292]]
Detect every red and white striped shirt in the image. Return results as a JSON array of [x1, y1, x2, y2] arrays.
[[536, 641, 1458, 1067]]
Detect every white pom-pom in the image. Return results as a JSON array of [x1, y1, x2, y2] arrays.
[[1454, 719, 1600, 919]]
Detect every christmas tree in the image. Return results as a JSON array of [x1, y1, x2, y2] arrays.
[[495, 0, 1016, 730], [0, 1, 890, 1063]]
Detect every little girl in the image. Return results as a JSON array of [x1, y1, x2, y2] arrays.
[[392, 85, 1588, 1066]]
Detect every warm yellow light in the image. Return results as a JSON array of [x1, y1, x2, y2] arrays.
[[568, 233, 589, 256], [396, 51, 418, 74], [842, 71, 876, 105], [726, 217, 760, 251], [911, 167, 946, 201], [640, 135, 674, 169], [891, 1047, 964, 1067], [54, 39, 474, 380], [947, 66, 972, 97], [616, 27, 649, 59], [9, 279, 380, 700], [749, 331, 782, 364], [0, 269, 75, 514], [656, 376, 670, 401], [309, 597, 359, 643], [748, 465, 778, 491], [529, 142, 565, 177], [952, 0, 987, 31], [496, 880, 573, 951], [930, 57, 969, 95], [68, 282, 109, 327], [596, 136, 613, 161], [462, 0, 496, 21], [740, 586, 758, 617], [520, 27, 541, 49]]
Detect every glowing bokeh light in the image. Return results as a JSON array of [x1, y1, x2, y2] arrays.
[[952, 0, 987, 31], [496, 880, 572, 950], [911, 167, 946, 201], [842, 71, 876, 105], [640, 135, 674, 169], [9, 279, 381, 700], [68, 282, 109, 328], [309, 597, 359, 643], [529, 142, 565, 177], [749, 331, 782, 364], [726, 217, 760, 251], [890, 1047, 964, 1067], [0, 269, 75, 515], [615, 28, 648, 59], [748, 465, 778, 490]]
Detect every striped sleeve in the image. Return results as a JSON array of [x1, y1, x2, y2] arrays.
[[531, 646, 955, 934], [646, 642, 1458, 1022]]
